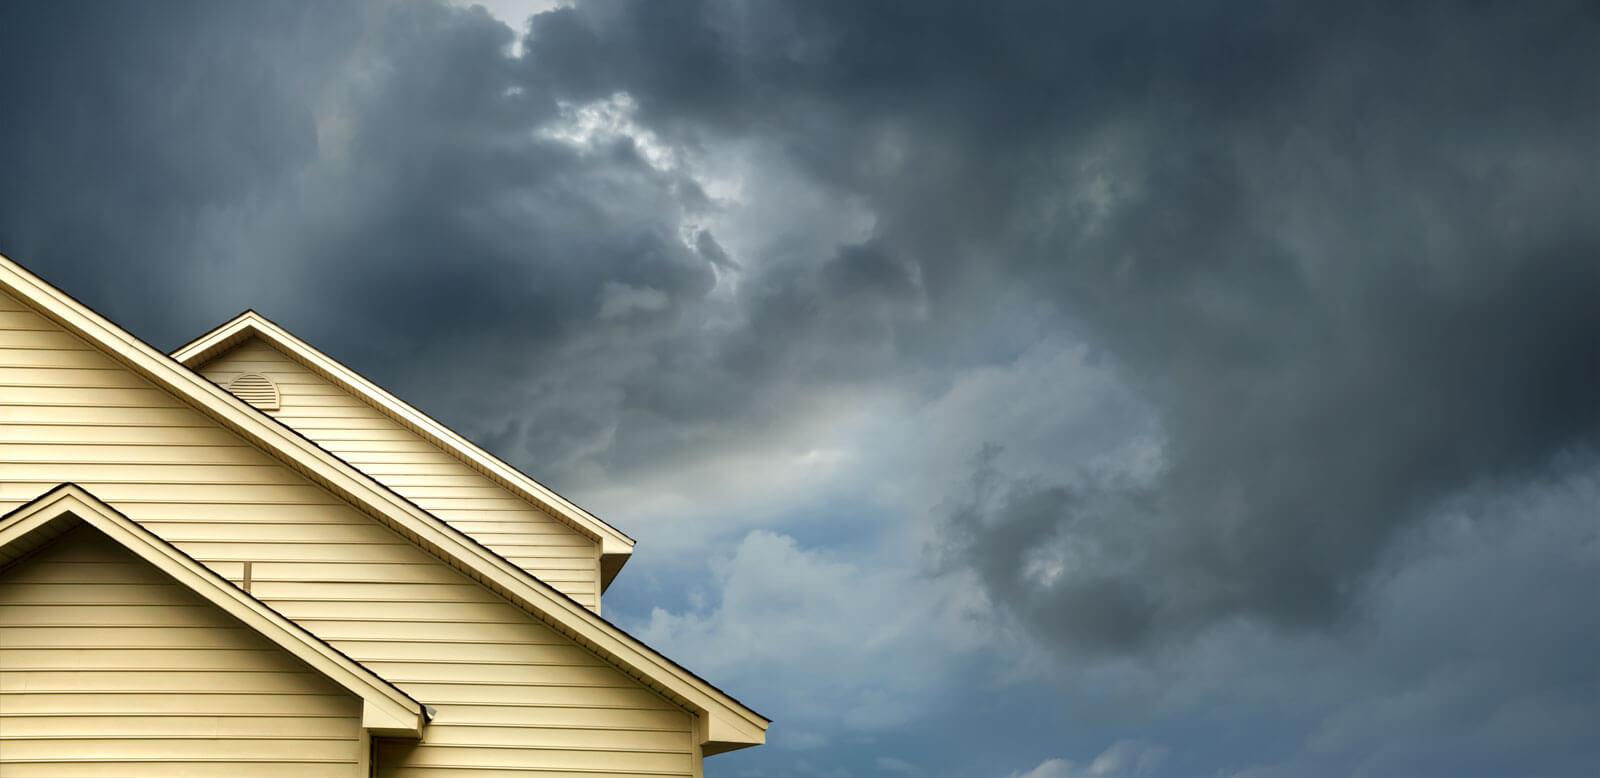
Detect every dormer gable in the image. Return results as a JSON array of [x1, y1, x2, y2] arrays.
[[172, 312, 634, 612], [0, 484, 426, 740]]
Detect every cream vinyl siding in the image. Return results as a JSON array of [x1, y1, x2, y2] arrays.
[[195, 337, 602, 611], [0, 526, 367, 778], [0, 291, 698, 776]]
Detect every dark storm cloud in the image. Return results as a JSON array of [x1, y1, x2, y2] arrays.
[[275, 4, 713, 356], [516, 0, 1600, 652], [0, 0, 722, 464], [3, 0, 1598, 667], [692, 229, 737, 271], [0, 0, 353, 336]]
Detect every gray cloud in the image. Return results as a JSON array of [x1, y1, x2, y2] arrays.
[[3, 2, 1599, 772], [7, 0, 1598, 646], [513, 0, 1600, 653], [0, 0, 351, 335], [692, 229, 737, 271]]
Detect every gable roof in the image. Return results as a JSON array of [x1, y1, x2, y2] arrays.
[[0, 253, 768, 753], [171, 310, 636, 590], [0, 483, 427, 737]]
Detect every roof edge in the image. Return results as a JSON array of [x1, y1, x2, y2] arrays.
[[0, 254, 767, 747], [0, 484, 426, 737], [172, 310, 636, 563]]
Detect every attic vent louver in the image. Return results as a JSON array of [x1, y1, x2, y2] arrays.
[[227, 373, 281, 410]]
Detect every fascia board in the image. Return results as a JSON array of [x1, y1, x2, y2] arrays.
[[171, 311, 637, 562], [0, 484, 426, 737], [0, 254, 768, 748]]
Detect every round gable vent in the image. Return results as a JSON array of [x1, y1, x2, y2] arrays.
[[227, 373, 281, 411]]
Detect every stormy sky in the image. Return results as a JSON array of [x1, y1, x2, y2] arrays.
[[4, 1, 1599, 775]]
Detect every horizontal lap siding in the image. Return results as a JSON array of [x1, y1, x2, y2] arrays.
[[0, 527, 365, 778], [197, 339, 602, 610], [0, 292, 696, 777]]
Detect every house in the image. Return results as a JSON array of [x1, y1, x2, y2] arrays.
[[0, 253, 767, 776]]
